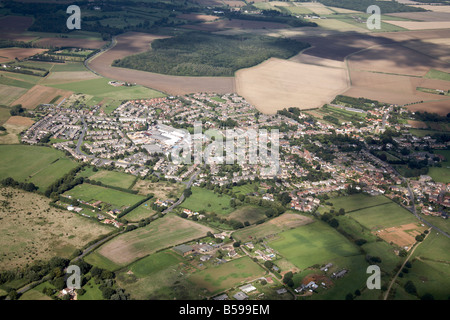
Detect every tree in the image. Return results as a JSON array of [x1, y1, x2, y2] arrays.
[[404, 281, 417, 295], [421, 293, 434, 300], [345, 293, 354, 300], [264, 261, 274, 269]]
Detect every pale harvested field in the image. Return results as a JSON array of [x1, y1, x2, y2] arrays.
[[97, 214, 213, 266], [215, 26, 343, 38], [289, 52, 346, 69], [183, 18, 289, 31], [0, 84, 27, 106], [0, 48, 47, 63], [88, 32, 235, 95], [347, 44, 449, 77], [0, 187, 113, 270], [0, 122, 29, 144], [407, 120, 427, 128], [300, 2, 335, 15], [36, 37, 106, 49], [386, 12, 450, 22], [327, 6, 361, 14], [41, 71, 100, 84], [372, 29, 450, 42], [374, 223, 427, 249], [412, 5, 450, 13], [384, 21, 450, 31], [407, 100, 450, 115], [223, 0, 246, 7], [267, 212, 314, 229], [236, 57, 349, 114], [5, 115, 34, 126], [344, 70, 450, 114], [176, 13, 219, 21], [11, 85, 73, 109]]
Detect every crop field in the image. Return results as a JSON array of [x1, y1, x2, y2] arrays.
[[236, 57, 349, 114], [0, 187, 113, 270], [63, 183, 145, 210], [269, 221, 360, 270], [226, 205, 269, 225], [321, 194, 392, 213], [233, 212, 314, 242], [19, 282, 55, 301], [188, 256, 266, 295], [383, 20, 450, 31], [0, 145, 78, 190], [0, 48, 47, 63], [0, 84, 28, 106], [11, 84, 72, 109], [88, 32, 235, 95], [86, 214, 213, 269], [181, 186, 234, 215]]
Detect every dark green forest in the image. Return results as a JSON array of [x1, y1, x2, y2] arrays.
[[113, 32, 310, 77]]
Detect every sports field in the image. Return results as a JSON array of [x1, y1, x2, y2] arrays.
[[188, 256, 266, 294], [269, 221, 360, 270], [85, 214, 213, 270], [0, 145, 78, 190]]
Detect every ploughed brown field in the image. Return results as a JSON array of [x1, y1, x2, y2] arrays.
[[87, 32, 235, 95], [0, 48, 47, 63], [35, 37, 107, 49], [0, 15, 35, 41]]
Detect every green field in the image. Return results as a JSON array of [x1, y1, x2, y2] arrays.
[[79, 167, 137, 189], [0, 145, 78, 190], [122, 200, 156, 222], [428, 150, 450, 183], [63, 183, 145, 210], [0, 106, 11, 125], [19, 282, 55, 301], [129, 251, 184, 278], [85, 214, 213, 270], [181, 186, 234, 215], [425, 69, 450, 81], [78, 277, 104, 300], [51, 62, 89, 72], [227, 205, 269, 225], [322, 194, 391, 214], [48, 77, 165, 100], [0, 75, 35, 89], [269, 221, 360, 270], [188, 256, 266, 295], [349, 202, 417, 231]]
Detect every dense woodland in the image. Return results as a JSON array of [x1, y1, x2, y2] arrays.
[[113, 33, 310, 76]]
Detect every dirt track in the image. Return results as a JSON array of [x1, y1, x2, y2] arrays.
[[87, 32, 235, 95]]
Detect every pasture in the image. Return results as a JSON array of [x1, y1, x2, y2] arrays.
[[0, 145, 78, 190], [321, 194, 391, 213], [269, 221, 360, 270], [63, 183, 145, 210], [181, 186, 234, 215], [79, 167, 137, 189], [0, 187, 113, 270], [188, 256, 266, 295], [132, 179, 185, 199], [226, 205, 269, 225], [122, 201, 157, 222], [86, 214, 213, 269]]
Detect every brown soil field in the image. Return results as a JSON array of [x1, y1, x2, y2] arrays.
[[0, 187, 113, 270], [176, 13, 219, 21], [384, 21, 450, 31], [97, 214, 213, 266], [11, 85, 73, 109], [35, 37, 107, 49], [0, 48, 47, 63], [374, 223, 427, 249], [407, 120, 427, 128], [406, 100, 450, 115], [236, 57, 349, 113], [183, 18, 289, 31], [402, 38, 450, 62], [5, 115, 35, 127], [386, 12, 450, 22], [347, 44, 449, 77], [372, 29, 450, 42], [302, 273, 333, 287], [87, 32, 235, 95], [0, 16, 32, 33]]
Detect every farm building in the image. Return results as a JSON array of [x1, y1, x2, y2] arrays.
[[173, 244, 194, 256]]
